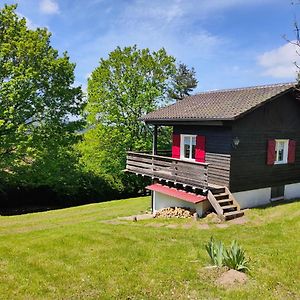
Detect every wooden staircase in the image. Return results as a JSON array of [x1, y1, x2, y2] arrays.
[[207, 186, 244, 221]]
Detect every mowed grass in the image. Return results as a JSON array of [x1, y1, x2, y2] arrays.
[[0, 197, 299, 299]]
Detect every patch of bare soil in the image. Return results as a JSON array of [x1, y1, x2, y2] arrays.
[[147, 223, 165, 228], [228, 216, 248, 225], [216, 269, 248, 287], [117, 214, 154, 221], [200, 266, 227, 282], [165, 224, 178, 229], [100, 220, 126, 225], [197, 223, 210, 229], [215, 223, 229, 228]]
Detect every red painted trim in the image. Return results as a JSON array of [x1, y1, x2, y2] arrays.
[[195, 135, 206, 162], [146, 184, 207, 204], [172, 134, 180, 159], [267, 139, 276, 165], [288, 140, 296, 163]]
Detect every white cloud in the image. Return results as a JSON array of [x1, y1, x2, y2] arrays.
[[68, 0, 277, 89], [257, 42, 300, 79], [40, 0, 60, 15], [120, 0, 274, 24], [71, 0, 231, 88], [109, 0, 224, 57]]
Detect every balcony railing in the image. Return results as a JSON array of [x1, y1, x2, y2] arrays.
[[126, 151, 209, 189]]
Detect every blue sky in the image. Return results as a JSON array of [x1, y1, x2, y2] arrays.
[[4, 0, 300, 92]]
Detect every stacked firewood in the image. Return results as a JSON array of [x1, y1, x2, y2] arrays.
[[154, 207, 196, 218]]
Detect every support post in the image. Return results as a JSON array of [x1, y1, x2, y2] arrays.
[[152, 125, 158, 155], [151, 178, 159, 213], [152, 125, 158, 214]]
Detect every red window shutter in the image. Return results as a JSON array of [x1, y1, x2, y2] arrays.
[[267, 139, 276, 165], [288, 140, 296, 163], [195, 136, 206, 163], [172, 134, 180, 159]]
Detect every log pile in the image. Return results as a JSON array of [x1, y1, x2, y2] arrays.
[[154, 207, 196, 218]]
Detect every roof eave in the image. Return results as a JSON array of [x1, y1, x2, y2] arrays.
[[233, 86, 295, 121], [140, 86, 296, 124], [142, 117, 234, 125]]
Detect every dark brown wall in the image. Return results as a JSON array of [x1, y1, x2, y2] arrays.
[[206, 153, 231, 187], [230, 92, 300, 192], [173, 125, 232, 154], [173, 125, 232, 187]]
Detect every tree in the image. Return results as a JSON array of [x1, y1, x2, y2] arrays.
[[286, 1, 300, 83], [168, 63, 198, 101], [80, 45, 176, 192], [0, 5, 84, 179]]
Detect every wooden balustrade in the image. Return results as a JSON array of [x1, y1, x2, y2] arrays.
[[126, 151, 209, 189]]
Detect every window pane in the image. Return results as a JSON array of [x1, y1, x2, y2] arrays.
[[184, 136, 190, 146], [191, 137, 196, 159], [275, 141, 287, 163], [184, 144, 190, 158], [278, 142, 285, 161], [278, 149, 284, 161], [183, 136, 190, 158], [192, 144, 196, 159], [192, 136, 196, 146], [182, 136, 196, 159]]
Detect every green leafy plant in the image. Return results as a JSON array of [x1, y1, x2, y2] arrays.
[[205, 237, 250, 272], [205, 237, 225, 267], [224, 240, 250, 272]]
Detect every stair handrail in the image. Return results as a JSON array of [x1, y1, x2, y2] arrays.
[[207, 190, 224, 217]]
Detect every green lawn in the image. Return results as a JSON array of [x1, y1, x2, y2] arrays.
[[0, 197, 299, 299]]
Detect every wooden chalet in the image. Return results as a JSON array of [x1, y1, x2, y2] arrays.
[[126, 82, 300, 220]]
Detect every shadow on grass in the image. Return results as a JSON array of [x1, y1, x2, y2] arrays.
[[0, 205, 66, 216], [0, 187, 147, 216], [253, 198, 299, 210]]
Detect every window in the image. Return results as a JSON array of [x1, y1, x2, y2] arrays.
[[267, 139, 296, 165], [271, 185, 285, 201], [181, 135, 196, 160], [275, 140, 289, 164]]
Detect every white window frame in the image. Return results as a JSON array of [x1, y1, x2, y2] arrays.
[[180, 134, 196, 161], [274, 139, 289, 165]]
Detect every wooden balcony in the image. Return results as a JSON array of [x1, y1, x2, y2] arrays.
[[126, 151, 209, 189], [126, 151, 231, 190], [125, 151, 244, 220]]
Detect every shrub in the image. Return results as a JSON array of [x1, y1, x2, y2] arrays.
[[205, 237, 250, 272], [205, 237, 225, 267], [224, 240, 250, 272]]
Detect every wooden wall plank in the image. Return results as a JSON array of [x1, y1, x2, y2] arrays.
[[230, 92, 300, 192]]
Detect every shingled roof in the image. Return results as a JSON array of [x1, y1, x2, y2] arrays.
[[142, 82, 296, 123]]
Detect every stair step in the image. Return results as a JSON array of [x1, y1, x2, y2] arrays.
[[214, 193, 230, 200], [224, 210, 243, 216], [217, 199, 233, 204], [208, 186, 244, 221], [212, 186, 225, 191], [214, 192, 228, 196], [224, 210, 244, 220], [210, 185, 225, 194], [221, 205, 237, 211]]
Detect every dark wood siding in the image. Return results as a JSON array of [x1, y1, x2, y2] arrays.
[[206, 153, 230, 186], [173, 125, 232, 154], [173, 125, 232, 186], [230, 92, 300, 192]]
